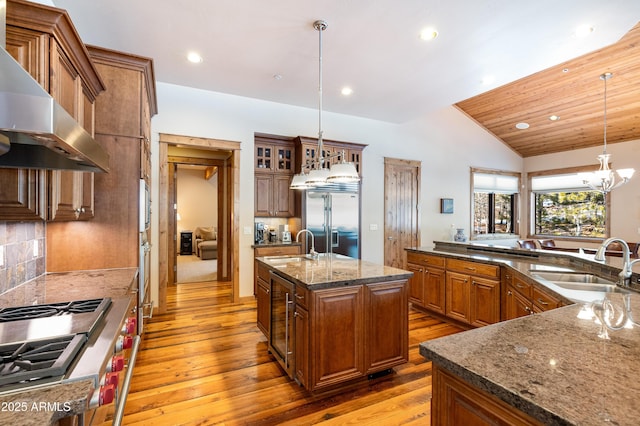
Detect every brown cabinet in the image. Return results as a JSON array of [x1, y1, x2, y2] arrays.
[[431, 364, 542, 426], [255, 173, 295, 217], [254, 135, 296, 217], [48, 171, 94, 221], [406, 252, 446, 314], [1, 0, 104, 222], [503, 272, 563, 320], [294, 136, 365, 177], [46, 46, 157, 272], [445, 258, 500, 326], [256, 262, 272, 338]]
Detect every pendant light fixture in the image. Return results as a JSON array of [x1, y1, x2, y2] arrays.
[[579, 73, 634, 194], [290, 20, 361, 189]]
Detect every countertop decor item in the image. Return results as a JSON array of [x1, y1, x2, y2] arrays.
[[453, 228, 466, 242]]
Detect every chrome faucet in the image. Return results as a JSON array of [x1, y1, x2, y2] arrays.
[[595, 237, 632, 286], [296, 229, 318, 258]]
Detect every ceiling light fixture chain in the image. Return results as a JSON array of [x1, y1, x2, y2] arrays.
[[578, 72, 634, 194], [290, 19, 361, 190]]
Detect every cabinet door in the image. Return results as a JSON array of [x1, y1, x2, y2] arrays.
[[275, 146, 295, 173], [364, 281, 408, 373], [504, 284, 532, 320], [273, 175, 294, 217], [532, 287, 561, 312], [425, 267, 446, 315], [48, 171, 94, 221], [0, 169, 46, 220], [445, 271, 471, 324], [311, 286, 365, 391], [294, 305, 309, 388], [255, 174, 273, 216], [256, 277, 271, 338], [406, 263, 425, 306], [255, 144, 274, 171], [348, 149, 362, 176], [470, 277, 500, 327]]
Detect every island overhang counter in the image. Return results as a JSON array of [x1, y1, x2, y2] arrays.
[[255, 253, 413, 393]]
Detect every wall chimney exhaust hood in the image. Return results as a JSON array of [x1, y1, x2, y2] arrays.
[[0, 45, 110, 173]]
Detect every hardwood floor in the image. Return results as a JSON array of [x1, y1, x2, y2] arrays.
[[112, 280, 464, 425]]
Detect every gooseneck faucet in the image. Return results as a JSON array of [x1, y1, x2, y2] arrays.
[[296, 229, 318, 258], [595, 237, 632, 286]]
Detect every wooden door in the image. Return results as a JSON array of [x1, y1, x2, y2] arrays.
[[384, 158, 420, 268]]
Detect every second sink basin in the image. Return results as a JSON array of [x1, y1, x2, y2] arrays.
[[530, 271, 615, 285]]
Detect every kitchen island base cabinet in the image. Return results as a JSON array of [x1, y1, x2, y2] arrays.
[[431, 364, 542, 426], [306, 280, 408, 393]]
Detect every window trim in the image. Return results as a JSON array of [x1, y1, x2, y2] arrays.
[[470, 167, 521, 240], [527, 165, 611, 242]]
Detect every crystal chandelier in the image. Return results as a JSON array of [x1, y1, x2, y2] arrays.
[[290, 20, 360, 190], [579, 73, 634, 193]]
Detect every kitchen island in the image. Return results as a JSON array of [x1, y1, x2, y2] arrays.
[[255, 254, 412, 393]]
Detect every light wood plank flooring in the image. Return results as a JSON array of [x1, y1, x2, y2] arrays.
[[109, 280, 463, 425]]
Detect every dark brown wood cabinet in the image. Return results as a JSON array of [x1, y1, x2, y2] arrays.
[[294, 136, 365, 177], [469, 276, 500, 327], [406, 252, 446, 314], [254, 135, 296, 217], [445, 271, 472, 323], [503, 272, 562, 320], [253, 244, 302, 295], [1, 0, 104, 222]]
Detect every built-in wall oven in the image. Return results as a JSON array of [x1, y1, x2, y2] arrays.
[[268, 271, 295, 379], [138, 179, 153, 334]]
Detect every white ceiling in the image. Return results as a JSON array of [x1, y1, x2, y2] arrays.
[[53, 0, 640, 124]]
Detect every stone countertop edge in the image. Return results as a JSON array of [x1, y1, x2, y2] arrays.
[[420, 295, 640, 425], [256, 255, 413, 290], [0, 379, 95, 425]]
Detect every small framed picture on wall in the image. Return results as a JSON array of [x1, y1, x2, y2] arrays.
[[441, 198, 453, 214]]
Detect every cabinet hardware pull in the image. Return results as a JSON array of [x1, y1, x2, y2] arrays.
[[507, 290, 512, 296], [537, 299, 549, 305], [516, 283, 526, 288], [464, 266, 476, 271], [295, 294, 303, 300]]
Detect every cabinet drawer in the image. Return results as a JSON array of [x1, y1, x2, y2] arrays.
[[511, 276, 532, 299], [257, 262, 272, 282], [406, 252, 445, 268], [532, 287, 561, 311], [446, 258, 500, 279], [254, 245, 302, 257], [295, 285, 310, 310]]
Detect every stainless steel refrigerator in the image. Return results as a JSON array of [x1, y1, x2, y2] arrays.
[[304, 190, 360, 258]]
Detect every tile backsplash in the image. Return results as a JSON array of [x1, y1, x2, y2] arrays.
[[0, 221, 46, 294]]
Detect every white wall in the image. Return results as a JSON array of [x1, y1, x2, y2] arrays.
[[176, 167, 218, 237], [149, 82, 522, 300]]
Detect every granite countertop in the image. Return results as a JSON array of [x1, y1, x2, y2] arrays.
[[0, 267, 138, 307], [420, 295, 640, 425], [256, 253, 413, 290], [0, 268, 138, 425]]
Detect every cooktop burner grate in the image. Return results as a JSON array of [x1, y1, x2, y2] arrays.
[[0, 298, 107, 322], [0, 334, 87, 386]]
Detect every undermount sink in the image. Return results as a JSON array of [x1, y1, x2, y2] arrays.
[[530, 271, 615, 285], [530, 271, 630, 295], [263, 255, 314, 263]]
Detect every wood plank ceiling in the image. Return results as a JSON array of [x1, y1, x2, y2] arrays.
[[455, 22, 640, 158]]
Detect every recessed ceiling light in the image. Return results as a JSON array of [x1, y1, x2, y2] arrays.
[[419, 27, 439, 41], [187, 52, 203, 64], [515, 122, 530, 130], [574, 25, 594, 38], [549, 115, 560, 121], [273, 74, 283, 81], [341, 87, 353, 96], [562, 68, 569, 73]]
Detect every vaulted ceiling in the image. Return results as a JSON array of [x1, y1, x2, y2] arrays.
[[52, 0, 640, 158], [455, 22, 640, 158]]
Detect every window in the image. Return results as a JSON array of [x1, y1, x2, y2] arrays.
[[471, 169, 520, 238], [529, 167, 609, 239]]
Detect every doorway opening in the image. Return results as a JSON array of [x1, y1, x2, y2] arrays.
[[158, 133, 241, 314]]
